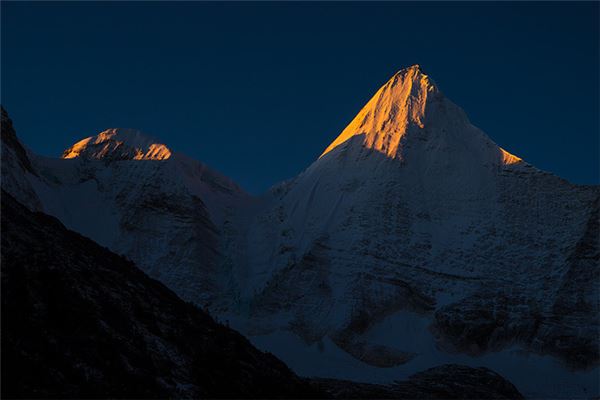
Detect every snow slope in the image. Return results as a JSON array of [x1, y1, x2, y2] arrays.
[[2, 66, 598, 398], [221, 66, 599, 397], [2, 121, 248, 304]]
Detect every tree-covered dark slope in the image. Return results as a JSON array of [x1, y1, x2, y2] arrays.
[[0, 190, 321, 399]]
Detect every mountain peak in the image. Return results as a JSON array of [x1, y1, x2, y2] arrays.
[[62, 128, 172, 161], [319, 66, 522, 167], [403, 63, 423, 71], [390, 64, 437, 90], [393, 64, 424, 77], [320, 65, 441, 159]]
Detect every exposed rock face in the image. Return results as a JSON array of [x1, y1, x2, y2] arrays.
[[311, 364, 524, 399], [431, 191, 600, 369], [531, 196, 600, 368], [0, 190, 321, 399]]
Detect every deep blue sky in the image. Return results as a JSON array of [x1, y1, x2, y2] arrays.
[[2, 2, 598, 193]]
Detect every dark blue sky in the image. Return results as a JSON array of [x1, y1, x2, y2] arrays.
[[2, 2, 598, 193]]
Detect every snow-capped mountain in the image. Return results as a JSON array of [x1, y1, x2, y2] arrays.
[[1, 66, 598, 397], [221, 66, 599, 397], [1, 111, 248, 304], [62, 128, 172, 160]]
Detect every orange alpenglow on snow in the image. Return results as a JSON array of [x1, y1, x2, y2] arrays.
[[500, 149, 523, 165], [62, 128, 172, 161], [320, 64, 523, 166]]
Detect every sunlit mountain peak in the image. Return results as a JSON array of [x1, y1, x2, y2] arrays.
[[390, 64, 436, 88], [320, 65, 442, 159], [62, 128, 172, 161], [320, 65, 522, 167]]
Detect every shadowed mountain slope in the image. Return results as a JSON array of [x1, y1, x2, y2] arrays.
[[0, 190, 320, 399], [1, 189, 526, 399]]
